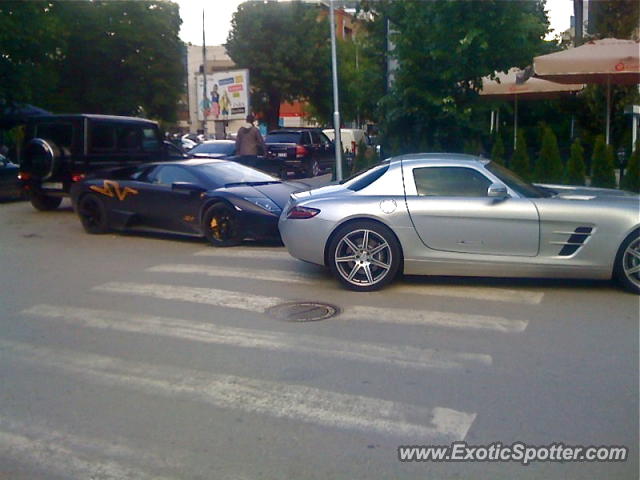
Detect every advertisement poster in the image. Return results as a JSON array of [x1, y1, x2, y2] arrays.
[[197, 69, 249, 121]]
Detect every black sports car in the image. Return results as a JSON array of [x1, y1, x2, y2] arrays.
[[70, 159, 309, 246]]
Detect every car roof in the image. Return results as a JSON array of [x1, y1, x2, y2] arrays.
[[267, 128, 322, 134], [29, 114, 158, 126], [199, 140, 235, 144], [391, 153, 490, 166]]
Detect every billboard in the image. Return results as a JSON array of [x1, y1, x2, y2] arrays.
[[196, 69, 249, 121]]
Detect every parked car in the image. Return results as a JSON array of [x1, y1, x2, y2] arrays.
[[279, 153, 640, 293], [18, 114, 172, 211], [189, 140, 236, 159], [0, 154, 22, 200], [265, 128, 334, 178], [70, 159, 309, 246]]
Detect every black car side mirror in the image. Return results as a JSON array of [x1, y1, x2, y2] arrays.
[[172, 182, 206, 194]]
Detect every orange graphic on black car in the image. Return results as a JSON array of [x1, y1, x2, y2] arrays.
[[90, 180, 138, 201]]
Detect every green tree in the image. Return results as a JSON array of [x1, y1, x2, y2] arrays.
[[590, 135, 617, 188], [511, 131, 530, 180], [534, 126, 563, 183], [564, 139, 586, 185], [0, 2, 64, 106], [588, 0, 639, 39], [620, 142, 640, 192], [50, 1, 184, 121], [490, 134, 505, 165], [361, 0, 552, 154], [226, 1, 330, 130]]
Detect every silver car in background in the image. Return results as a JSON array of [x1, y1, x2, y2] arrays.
[[278, 154, 640, 293]]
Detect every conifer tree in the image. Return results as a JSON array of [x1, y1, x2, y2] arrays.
[[564, 139, 586, 186], [511, 131, 530, 180], [590, 136, 617, 188]]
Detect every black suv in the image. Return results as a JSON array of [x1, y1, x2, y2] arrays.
[[264, 128, 334, 178], [19, 114, 175, 210]]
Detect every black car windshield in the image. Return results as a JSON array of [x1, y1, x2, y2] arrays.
[[194, 162, 277, 189], [485, 162, 550, 198], [190, 142, 235, 155], [265, 133, 300, 144]]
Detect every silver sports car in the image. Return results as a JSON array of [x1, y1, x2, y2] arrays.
[[278, 154, 640, 293]]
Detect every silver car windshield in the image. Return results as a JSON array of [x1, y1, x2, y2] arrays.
[[485, 162, 549, 198]]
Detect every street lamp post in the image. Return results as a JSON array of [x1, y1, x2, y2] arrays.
[[328, 0, 343, 181]]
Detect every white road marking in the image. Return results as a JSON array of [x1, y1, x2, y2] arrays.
[[94, 281, 526, 332], [148, 263, 319, 284], [148, 263, 544, 305], [342, 306, 528, 333], [0, 417, 176, 480], [1, 339, 477, 441], [194, 248, 291, 260], [22, 305, 492, 370]]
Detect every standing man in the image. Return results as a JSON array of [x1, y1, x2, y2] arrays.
[[235, 114, 266, 168]]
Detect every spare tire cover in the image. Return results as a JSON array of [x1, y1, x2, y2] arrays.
[[22, 138, 60, 180]]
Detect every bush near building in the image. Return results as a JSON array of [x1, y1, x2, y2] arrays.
[[620, 141, 640, 192], [564, 139, 586, 186], [511, 131, 530, 181], [590, 135, 617, 188], [534, 126, 563, 184], [490, 134, 505, 166]]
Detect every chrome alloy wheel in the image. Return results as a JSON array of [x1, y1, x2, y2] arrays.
[[334, 229, 392, 287], [622, 237, 640, 289]]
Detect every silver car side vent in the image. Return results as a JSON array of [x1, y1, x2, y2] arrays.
[[553, 226, 593, 256]]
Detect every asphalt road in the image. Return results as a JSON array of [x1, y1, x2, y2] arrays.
[[0, 185, 638, 479]]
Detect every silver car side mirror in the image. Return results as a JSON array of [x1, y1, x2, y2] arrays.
[[487, 183, 509, 199]]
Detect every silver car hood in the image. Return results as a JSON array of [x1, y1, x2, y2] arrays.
[[535, 183, 638, 199]]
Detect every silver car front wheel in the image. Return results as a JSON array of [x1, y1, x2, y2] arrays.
[[329, 221, 401, 291], [615, 230, 640, 294]]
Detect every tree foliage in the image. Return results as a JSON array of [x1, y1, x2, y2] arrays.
[[511, 131, 531, 181], [1, 1, 184, 122], [590, 135, 617, 188], [490, 134, 505, 165], [534, 126, 563, 183], [588, 0, 640, 39], [226, 1, 330, 130], [564, 139, 586, 186], [620, 142, 640, 193], [361, 0, 551, 154]]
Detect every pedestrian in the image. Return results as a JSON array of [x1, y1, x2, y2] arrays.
[[235, 114, 265, 168]]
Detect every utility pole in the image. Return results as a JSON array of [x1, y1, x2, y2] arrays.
[[202, 9, 208, 137], [329, 0, 343, 181], [574, 0, 584, 46]]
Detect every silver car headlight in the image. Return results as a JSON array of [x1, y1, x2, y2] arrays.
[[246, 197, 282, 214]]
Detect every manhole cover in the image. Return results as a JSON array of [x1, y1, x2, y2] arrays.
[[266, 302, 339, 322]]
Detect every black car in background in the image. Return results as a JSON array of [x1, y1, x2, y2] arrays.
[[265, 128, 334, 178], [189, 140, 236, 159], [0, 154, 22, 200], [70, 159, 308, 246], [18, 114, 171, 211]]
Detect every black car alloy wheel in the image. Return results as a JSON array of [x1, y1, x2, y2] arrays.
[[203, 202, 242, 247], [328, 220, 401, 291], [78, 193, 109, 234]]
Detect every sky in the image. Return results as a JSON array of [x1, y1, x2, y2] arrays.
[[174, 0, 576, 47]]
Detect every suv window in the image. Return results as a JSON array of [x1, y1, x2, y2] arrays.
[[90, 123, 117, 152], [310, 130, 321, 144], [34, 123, 73, 152], [265, 132, 301, 144], [117, 126, 142, 151], [413, 167, 491, 197], [151, 165, 200, 185], [300, 131, 311, 145], [142, 127, 160, 151]]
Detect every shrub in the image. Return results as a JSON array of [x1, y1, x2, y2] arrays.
[[620, 141, 640, 192], [590, 135, 616, 188], [564, 139, 586, 186], [534, 127, 563, 184], [490, 134, 505, 165], [511, 131, 530, 180]]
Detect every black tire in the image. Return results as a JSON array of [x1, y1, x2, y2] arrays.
[[613, 229, 640, 294], [77, 193, 109, 234], [29, 192, 62, 211], [306, 158, 320, 177], [202, 202, 242, 247], [328, 220, 401, 291], [22, 138, 60, 180]]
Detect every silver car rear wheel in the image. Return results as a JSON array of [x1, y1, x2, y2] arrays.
[[329, 221, 401, 291], [615, 230, 640, 294]]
